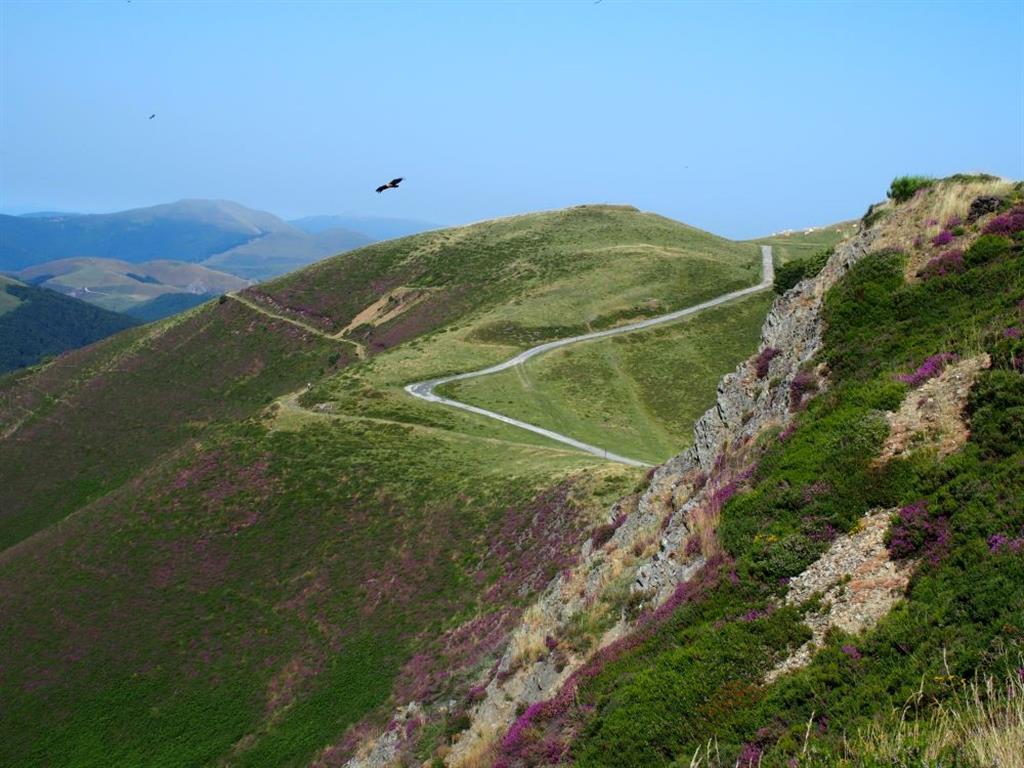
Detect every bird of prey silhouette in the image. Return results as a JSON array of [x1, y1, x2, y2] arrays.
[[148, 113, 156, 119], [376, 177, 403, 193]]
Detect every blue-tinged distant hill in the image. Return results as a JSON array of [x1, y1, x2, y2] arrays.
[[289, 214, 439, 241], [0, 200, 372, 280]]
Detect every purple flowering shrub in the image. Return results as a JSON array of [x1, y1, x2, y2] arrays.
[[895, 353, 957, 387], [590, 512, 627, 549], [983, 206, 1024, 235], [918, 249, 964, 280], [988, 534, 1024, 554], [931, 230, 954, 247], [754, 347, 781, 379], [789, 371, 818, 410], [887, 500, 950, 563]]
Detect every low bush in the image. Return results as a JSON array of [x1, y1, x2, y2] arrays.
[[964, 234, 1011, 267], [888, 175, 934, 203], [774, 248, 833, 294]]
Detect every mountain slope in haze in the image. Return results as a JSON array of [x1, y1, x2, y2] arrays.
[[16, 257, 250, 316], [0, 276, 140, 373], [0, 200, 371, 281], [289, 214, 439, 240], [199, 227, 371, 280], [0, 204, 768, 768]]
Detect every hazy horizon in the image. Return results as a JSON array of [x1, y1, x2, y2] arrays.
[[2, 1, 1022, 239]]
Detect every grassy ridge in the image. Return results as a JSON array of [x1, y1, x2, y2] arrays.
[[441, 292, 773, 464], [258, 205, 760, 355], [0, 203, 801, 766], [4, 205, 763, 765]]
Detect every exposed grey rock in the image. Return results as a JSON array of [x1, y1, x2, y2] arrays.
[[968, 195, 1003, 222]]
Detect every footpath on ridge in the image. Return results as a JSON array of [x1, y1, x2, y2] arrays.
[[405, 245, 775, 467]]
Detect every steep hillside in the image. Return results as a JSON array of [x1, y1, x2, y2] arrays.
[[0, 205, 765, 767], [17, 257, 249, 316], [0, 278, 139, 373], [412, 175, 1023, 768]]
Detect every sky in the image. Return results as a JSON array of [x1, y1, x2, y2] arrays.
[[1, 1, 1022, 239]]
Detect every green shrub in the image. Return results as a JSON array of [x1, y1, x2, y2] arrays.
[[753, 533, 823, 581], [968, 369, 1024, 458], [888, 176, 935, 203], [963, 234, 1011, 267], [774, 248, 833, 294]]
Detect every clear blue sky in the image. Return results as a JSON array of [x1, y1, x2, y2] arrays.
[[1, 1, 1021, 238]]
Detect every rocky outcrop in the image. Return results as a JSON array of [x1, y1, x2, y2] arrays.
[[765, 509, 915, 683], [879, 353, 990, 464]]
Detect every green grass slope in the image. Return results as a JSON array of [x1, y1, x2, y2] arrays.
[[0, 280, 140, 374], [0, 204, 765, 767], [441, 291, 773, 464], [752, 220, 856, 265]]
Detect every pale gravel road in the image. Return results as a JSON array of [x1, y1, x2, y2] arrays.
[[405, 245, 775, 467]]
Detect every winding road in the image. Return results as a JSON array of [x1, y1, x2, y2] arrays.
[[405, 245, 775, 467]]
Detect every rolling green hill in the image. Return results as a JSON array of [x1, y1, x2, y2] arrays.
[[440, 291, 773, 464], [0, 204, 767, 767], [0, 278, 139, 374]]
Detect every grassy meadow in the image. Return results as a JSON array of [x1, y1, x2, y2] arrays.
[[440, 291, 773, 464], [752, 221, 856, 265]]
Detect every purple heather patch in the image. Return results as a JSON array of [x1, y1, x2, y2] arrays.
[[888, 500, 951, 564], [895, 353, 958, 388], [946, 214, 962, 228], [789, 371, 817, 409], [842, 644, 862, 660], [988, 533, 1024, 554], [983, 206, 1024, 235], [931, 230, 954, 247], [1004, 327, 1023, 340], [754, 347, 781, 379], [920, 249, 965, 280]]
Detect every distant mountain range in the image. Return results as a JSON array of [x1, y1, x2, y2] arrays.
[[0, 199, 440, 319], [288, 214, 439, 241]]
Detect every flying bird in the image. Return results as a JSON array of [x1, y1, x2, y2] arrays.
[[376, 177, 403, 194], [148, 113, 156, 120]]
